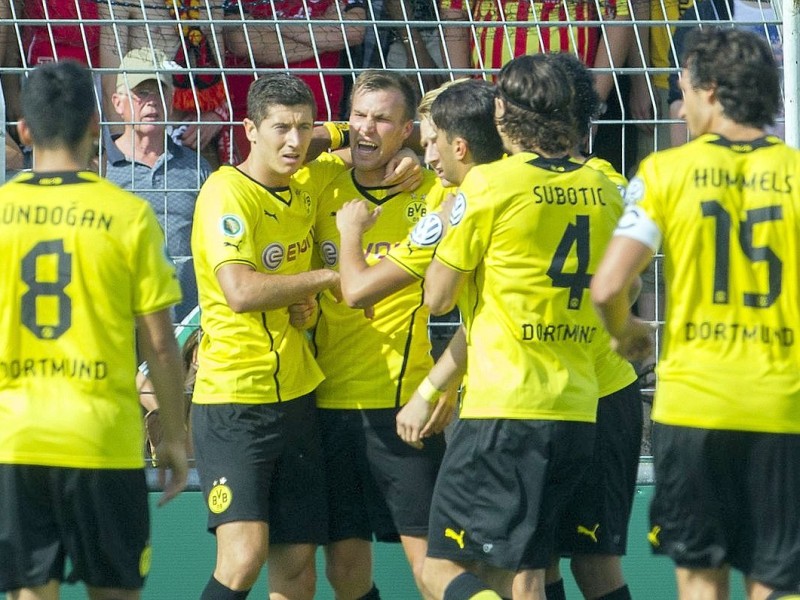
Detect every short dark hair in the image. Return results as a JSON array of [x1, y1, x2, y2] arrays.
[[21, 60, 96, 150], [682, 28, 780, 129], [430, 79, 505, 164], [351, 70, 417, 122], [247, 73, 317, 125], [495, 54, 578, 155], [550, 53, 600, 141]]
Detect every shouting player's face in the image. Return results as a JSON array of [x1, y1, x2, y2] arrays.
[[350, 87, 413, 179], [244, 104, 314, 185]]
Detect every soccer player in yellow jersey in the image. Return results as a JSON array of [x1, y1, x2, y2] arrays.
[[542, 53, 642, 600], [335, 80, 505, 444], [421, 54, 625, 600], [191, 74, 344, 600], [592, 29, 800, 600], [0, 61, 188, 600], [311, 70, 442, 600]]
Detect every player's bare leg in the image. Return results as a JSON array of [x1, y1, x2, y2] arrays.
[[675, 566, 730, 600], [324, 538, 374, 599], [213, 521, 269, 591], [87, 587, 141, 600], [510, 568, 546, 600], [8, 581, 59, 600], [570, 554, 627, 599], [400, 534, 434, 599], [269, 543, 317, 600]]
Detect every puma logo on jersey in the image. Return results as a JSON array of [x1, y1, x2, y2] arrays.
[[647, 525, 661, 548], [224, 241, 242, 252], [445, 528, 465, 549], [577, 523, 600, 543], [263, 209, 278, 221]]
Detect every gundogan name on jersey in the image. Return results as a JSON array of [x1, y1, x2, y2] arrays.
[[2, 203, 114, 230]]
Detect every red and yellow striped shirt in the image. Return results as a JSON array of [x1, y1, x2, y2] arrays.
[[441, 0, 627, 71]]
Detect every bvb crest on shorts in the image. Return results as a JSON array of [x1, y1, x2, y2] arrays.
[[208, 478, 233, 514]]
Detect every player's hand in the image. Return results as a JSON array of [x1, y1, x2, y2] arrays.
[[630, 74, 655, 135], [288, 296, 318, 329], [383, 147, 423, 194], [611, 316, 655, 362], [336, 200, 381, 238], [396, 393, 435, 450], [437, 192, 457, 225], [420, 387, 458, 437], [154, 439, 189, 507]]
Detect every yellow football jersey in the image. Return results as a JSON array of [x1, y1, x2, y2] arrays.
[[584, 156, 638, 396], [191, 153, 347, 405], [313, 169, 438, 409], [385, 180, 453, 279], [623, 134, 800, 433], [0, 171, 181, 469], [435, 152, 624, 420]]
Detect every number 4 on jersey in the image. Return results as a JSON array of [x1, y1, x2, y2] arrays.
[[547, 215, 592, 310]]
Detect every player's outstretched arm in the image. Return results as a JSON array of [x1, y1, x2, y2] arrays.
[[336, 200, 417, 308], [216, 263, 339, 313], [424, 259, 467, 316], [136, 308, 189, 507], [592, 236, 655, 362], [397, 326, 467, 447]]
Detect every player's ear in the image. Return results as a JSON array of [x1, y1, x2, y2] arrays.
[[494, 96, 506, 119], [244, 118, 258, 143], [17, 118, 32, 146], [401, 119, 414, 141], [453, 137, 468, 161]]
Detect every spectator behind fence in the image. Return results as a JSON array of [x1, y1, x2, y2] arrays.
[[666, 0, 783, 146], [106, 47, 212, 323], [439, 0, 653, 175], [21, 0, 100, 67], [643, 0, 696, 156], [98, 1, 230, 167], [222, 0, 366, 161], [1, 3, 24, 177], [377, 0, 450, 94], [0, 60, 187, 600]]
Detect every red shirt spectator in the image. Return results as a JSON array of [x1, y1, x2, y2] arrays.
[[223, 0, 365, 161], [23, 0, 100, 67]]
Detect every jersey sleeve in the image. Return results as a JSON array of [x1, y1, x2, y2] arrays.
[[193, 173, 261, 272], [385, 183, 450, 279], [131, 203, 183, 315], [433, 169, 495, 273], [613, 156, 664, 251]]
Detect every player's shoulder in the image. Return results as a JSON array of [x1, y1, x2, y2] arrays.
[[300, 151, 348, 180], [584, 156, 627, 188]]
